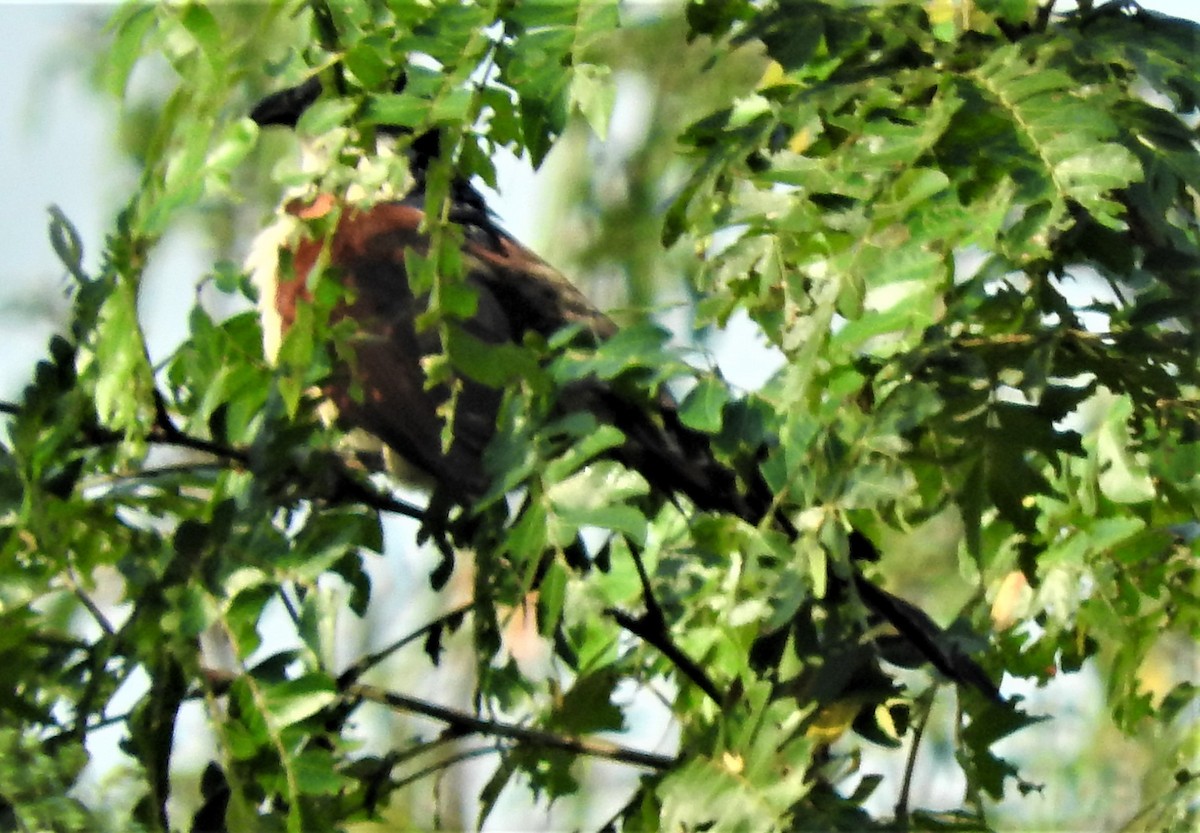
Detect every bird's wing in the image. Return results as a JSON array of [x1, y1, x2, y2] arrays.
[[272, 201, 509, 499]]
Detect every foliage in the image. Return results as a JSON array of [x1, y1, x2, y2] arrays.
[[1, 1, 1197, 831]]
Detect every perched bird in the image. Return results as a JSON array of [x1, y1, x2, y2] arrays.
[[247, 76, 1001, 701], [247, 77, 752, 517]]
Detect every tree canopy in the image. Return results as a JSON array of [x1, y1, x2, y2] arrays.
[[1, 1, 1197, 831]]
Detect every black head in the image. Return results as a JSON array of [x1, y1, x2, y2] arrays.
[[250, 76, 323, 127], [251, 73, 414, 130], [250, 72, 489, 221], [250, 73, 441, 167]]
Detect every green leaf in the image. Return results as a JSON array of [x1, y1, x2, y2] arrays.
[[659, 749, 810, 833], [430, 87, 474, 124], [363, 92, 431, 129], [297, 98, 357, 136], [291, 748, 348, 795], [970, 45, 1143, 231], [79, 278, 154, 443], [553, 502, 648, 545], [679, 376, 730, 434], [262, 674, 337, 728], [103, 4, 157, 97], [0, 729, 99, 833], [569, 63, 615, 140], [445, 327, 539, 388], [180, 4, 222, 71], [205, 118, 258, 188], [547, 460, 650, 544], [959, 700, 1047, 799], [552, 320, 680, 384], [1092, 392, 1156, 504], [47, 206, 88, 284], [344, 38, 391, 88], [543, 422, 627, 482], [549, 669, 624, 734]]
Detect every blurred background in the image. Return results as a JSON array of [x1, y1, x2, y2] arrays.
[[1, 1, 1195, 830]]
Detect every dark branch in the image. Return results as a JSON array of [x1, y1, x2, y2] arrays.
[[337, 603, 474, 687], [606, 537, 724, 707], [0, 396, 428, 521], [349, 682, 676, 771], [605, 607, 723, 707]]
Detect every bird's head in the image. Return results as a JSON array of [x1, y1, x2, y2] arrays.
[[250, 72, 444, 180]]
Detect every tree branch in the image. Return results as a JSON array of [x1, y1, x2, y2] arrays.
[[605, 607, 723, 707], [606, 537, 724, 707], [337, 603, 474, 687], [390, 745, 500, 793], [895, 687, 938, 824], [348, 682, 676, 771], [0, 396, 429, 521]]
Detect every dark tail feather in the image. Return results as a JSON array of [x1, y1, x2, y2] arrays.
[[635, 405, 1003, 700]]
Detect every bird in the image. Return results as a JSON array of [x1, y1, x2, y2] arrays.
[[246, 75, 1002, 703]]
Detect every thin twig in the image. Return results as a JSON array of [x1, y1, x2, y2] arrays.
[[895, 686, 938, 823], [388, 729, 468, 771], [2, 396, 428, 521], [1115, 771, 1198, 833], [605, 607, 722, 707], [195, 663, 675, 771], [277, 585, 303, 630], [321, 465, 427, 521], [62, 564, 116, 638], [607, 537, 724, 706], [337, 603, 474, 687], [390, 744, 501, 793], [153, 393, 253, 466], [349, 682, 675, 771]]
